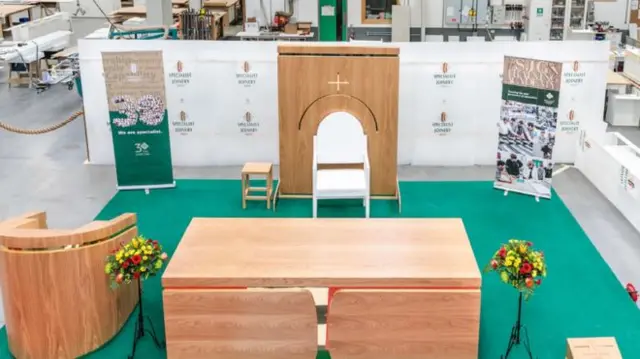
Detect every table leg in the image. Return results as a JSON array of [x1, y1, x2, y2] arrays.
[[241, 173, 247, 209], [266, 171, 272, 209]]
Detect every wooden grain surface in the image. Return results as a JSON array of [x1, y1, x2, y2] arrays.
[[0, 212, 139, 359], [277, 45, 399, 196], [162, 218, 481, 288], [0, 212, 136, 249], [327, 290, 480, 359], [0, 4, 35, 17], [277, 44, 399, 56], [164, 288, 318, 359]]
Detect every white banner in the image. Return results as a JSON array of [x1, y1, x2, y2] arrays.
[[494, 56, 563, 199]]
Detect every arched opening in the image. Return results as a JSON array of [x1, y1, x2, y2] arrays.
[[316, 112, 366, 164]]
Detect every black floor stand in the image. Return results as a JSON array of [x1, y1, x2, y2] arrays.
[[501, 292, 535, 359], [129, 280, 165, 359]]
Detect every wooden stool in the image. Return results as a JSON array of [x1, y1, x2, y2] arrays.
[[241, 162, 273, 209]]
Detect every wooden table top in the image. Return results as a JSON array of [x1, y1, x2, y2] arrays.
[[0, 4, 36, 17], [111, 6, 185, 16], [203, 0, 238, 7], [163, 218, 481, 288], [607, 70, 631, 86], [52, 46, 77, 59]]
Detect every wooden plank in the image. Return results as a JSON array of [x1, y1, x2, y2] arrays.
[[162, 218, 481, 288], [327, 289, 481, 359], [163, 288, 318, 359]]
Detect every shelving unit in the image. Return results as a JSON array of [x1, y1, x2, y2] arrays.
[[549, 0, 594, 40], [551, 0, 566, 40]]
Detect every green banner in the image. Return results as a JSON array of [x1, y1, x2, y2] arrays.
[[102, 51, 174, 189], [502, 84, 559, 108]]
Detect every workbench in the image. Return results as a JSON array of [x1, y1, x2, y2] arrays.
[[0, 4, 35, 35], [109, 5, 186, 24], [237, 31, 315, 41]]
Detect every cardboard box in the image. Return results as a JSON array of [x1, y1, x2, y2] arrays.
[[284, 23, 298, 34], [567, 337, 622, 359], [297, 21, 311, 34]]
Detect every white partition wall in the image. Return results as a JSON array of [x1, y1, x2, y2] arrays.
[[79, 40, 610, 167], [575, 131, 640, 234]]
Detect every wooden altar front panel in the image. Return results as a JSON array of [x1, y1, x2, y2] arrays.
[[277, 44, 399, 196]]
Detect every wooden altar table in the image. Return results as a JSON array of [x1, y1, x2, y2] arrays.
[[162, 218, 482, 359]]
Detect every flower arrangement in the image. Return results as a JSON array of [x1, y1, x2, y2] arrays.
[[105, 236, 168, 288], [485, 239, 547, 299]]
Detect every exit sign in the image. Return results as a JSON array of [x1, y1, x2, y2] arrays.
[[536, 8, 543, 17]]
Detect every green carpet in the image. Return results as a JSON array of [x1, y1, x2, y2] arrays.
[[2, 179, 640, 359]]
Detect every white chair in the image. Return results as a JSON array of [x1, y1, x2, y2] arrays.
[[312, 111, 370, 218]]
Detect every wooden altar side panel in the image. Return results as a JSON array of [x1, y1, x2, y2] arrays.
[[327, 289, 481, 359], [278, 46, 399, 196], [0, 214, 139, 359], [163, 289, 318, 359]]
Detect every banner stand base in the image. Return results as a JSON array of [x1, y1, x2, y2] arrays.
[[503, 189, 540, 202], [117, 182, 177, 194]]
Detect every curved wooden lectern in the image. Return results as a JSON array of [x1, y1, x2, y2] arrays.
[[0, 212, 139, 359]]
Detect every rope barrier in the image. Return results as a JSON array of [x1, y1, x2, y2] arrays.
[[0, 111, 84, 135]]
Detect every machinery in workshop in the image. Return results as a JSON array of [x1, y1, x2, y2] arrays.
[[0, 12, 73, 89], [271, 0, 294, 31]]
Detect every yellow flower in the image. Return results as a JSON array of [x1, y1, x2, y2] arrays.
[[132, 239, 139, 248], [519, 245, 527, 254], [513, 259, 521, 269], [105, 263, 112, 274], [135, 250, 141, 255], [532, 270, 538, 277], [500, 272, 509, 283], [140, 267, 147, 272], [118, 259, 124, 264], [143, 256, 148, 261], [115, 251, 123, 261], [155, 260, 163, 269], [505, 259, 513, 267]]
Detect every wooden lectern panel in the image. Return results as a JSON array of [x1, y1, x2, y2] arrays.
[[327, 289, 481, 359], [278, 44, 400, 196], [0, 212, 139, 359], [164, 288, 318, 359]]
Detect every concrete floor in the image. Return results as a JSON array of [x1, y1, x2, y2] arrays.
[[1, 83, 640, 325]]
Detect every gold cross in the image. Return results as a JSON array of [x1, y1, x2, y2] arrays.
[[328, 73, 349, 92]]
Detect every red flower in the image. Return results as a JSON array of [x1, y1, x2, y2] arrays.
[[627, 283, 638, 302], [134, 272, 140, 279], [520, 262, 532, 274], [490, 259, 498, 269], [131, 254, 142, 265], [526, 241, 533, 247], [498, 247, 506, 258], [122, 261, 130, 269], [535, 279, 541, 285], [116, 273, 124, 283]]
